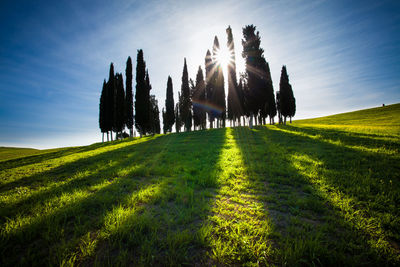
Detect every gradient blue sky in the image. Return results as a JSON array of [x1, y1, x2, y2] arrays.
[[0, 0, 399, 148]]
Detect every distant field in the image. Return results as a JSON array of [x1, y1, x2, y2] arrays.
[[0, 147, 43, 161], [0, 104, 399, 266]]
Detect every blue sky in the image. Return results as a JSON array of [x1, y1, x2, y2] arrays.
[[0, 0, 399, 148]]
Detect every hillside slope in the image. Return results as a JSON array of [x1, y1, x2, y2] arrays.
[[0, 105, 399, 266], [294, 103, 400, 135]]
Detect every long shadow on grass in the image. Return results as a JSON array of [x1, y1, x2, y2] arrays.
[[1, 129, 227, 266], [0, 137, 153, 193], [0, 135, 164, 223], [88, 129, 227, 266], [0, 139, 121, 171], [282, 124, 400, 153], [232, 126, 399, 265], [0, 135, 171, 266]]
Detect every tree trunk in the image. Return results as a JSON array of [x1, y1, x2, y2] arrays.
[[102, 132, 104, 142], [107, 132, 109, 142], [284, 116, 286, 125], [130, 128, 133, 137], [290, 116, 292, 123], [111, 132, 113, 141]]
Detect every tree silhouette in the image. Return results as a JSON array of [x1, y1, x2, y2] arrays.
[[99, 80, 107, 142], [259, 58, 276, 125], [114, 73, 125, 138], [179, 58, 192, 132], [192, 66, 206, 130], [205, 49, 214, 128], [106, 63, 115, 141], [135, 50, 147, 136], [164, 76, 175, 133], [279, 65, 296, 124], [149, 95, 160, 134], [242, 25, 276, 126], [212, 36, 226, 128], [226, 26, 241, 127], [145, 70, 152, 133], [125, 56, 134, 137]]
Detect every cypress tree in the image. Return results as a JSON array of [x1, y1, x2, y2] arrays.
[[279, 65, 295, 124], [226, 26, 240, 126], [212, 36, 226, 128], [242, 25, 275, 125], [180, 58, 192, 132], [145, 70, 152, 133], [237, 77, 245, 126], [114, 73, 125, 138], [165, 76, 175, 132], [205, 49, 214, 128], [99, 80, 107, 142], [125, 56, 134, 137], [135, 50, 147, 136], [192, 66, 206, 130], [149, 95, 160, 134], [106, 63, 115, 141]]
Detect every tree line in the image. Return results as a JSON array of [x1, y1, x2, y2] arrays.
[[99, 24, 296, 141]]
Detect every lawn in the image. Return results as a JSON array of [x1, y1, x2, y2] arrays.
[[1, 104, 399, 266]]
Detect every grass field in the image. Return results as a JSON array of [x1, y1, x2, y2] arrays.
[[1, 104, 399, 266]]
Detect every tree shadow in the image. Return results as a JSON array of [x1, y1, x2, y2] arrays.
[[280, 124, 400, 153], [89, 129, 227, 266], [232, 125, 399, 265], [1, 129, 227, 266], [0, 137, 153, 193], [0, 138, 134, 171], [0, 135, 164, 222]]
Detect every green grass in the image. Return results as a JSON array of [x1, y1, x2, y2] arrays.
[[0, 147, 64, 162], [1, 103, 399, 266]]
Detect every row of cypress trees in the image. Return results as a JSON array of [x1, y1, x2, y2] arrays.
[[99, 50, 160, 141], [99, 24, 296, 140], [160, 24, 296, 134]]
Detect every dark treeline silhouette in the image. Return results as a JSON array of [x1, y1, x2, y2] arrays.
[[99, 24, 296, 140]]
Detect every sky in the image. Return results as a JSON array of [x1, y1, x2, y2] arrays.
[[0, 0, 399, 149]]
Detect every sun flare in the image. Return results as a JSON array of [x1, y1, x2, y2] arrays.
[[214, 47, 234, 69]]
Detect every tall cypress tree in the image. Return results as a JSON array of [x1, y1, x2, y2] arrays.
[[226, 26, 240, 126], [192, 66, 206, 130], [279, 65, 295, 124], [114, 73, 125, 138], [242, 25, 275, 125], [212, 36, 226, 128], [106, 63, 115, 141], [149, 95, 160, 134], [99, 80, 107, 142], [145, 70, 152, 133], [165, 76, 175, 132], [180, 58, 192, 132], [135, 50, 147, 136], [125, 56, 134, 137], [205, 49, 214, 128]]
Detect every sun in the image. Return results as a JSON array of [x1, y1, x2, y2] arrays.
[[214, 46, 234, 69]]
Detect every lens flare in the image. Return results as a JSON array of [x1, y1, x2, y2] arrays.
[[213, 47, 233, 69]]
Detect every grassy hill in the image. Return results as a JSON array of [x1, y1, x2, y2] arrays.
[[1, 104, 399, 266]]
